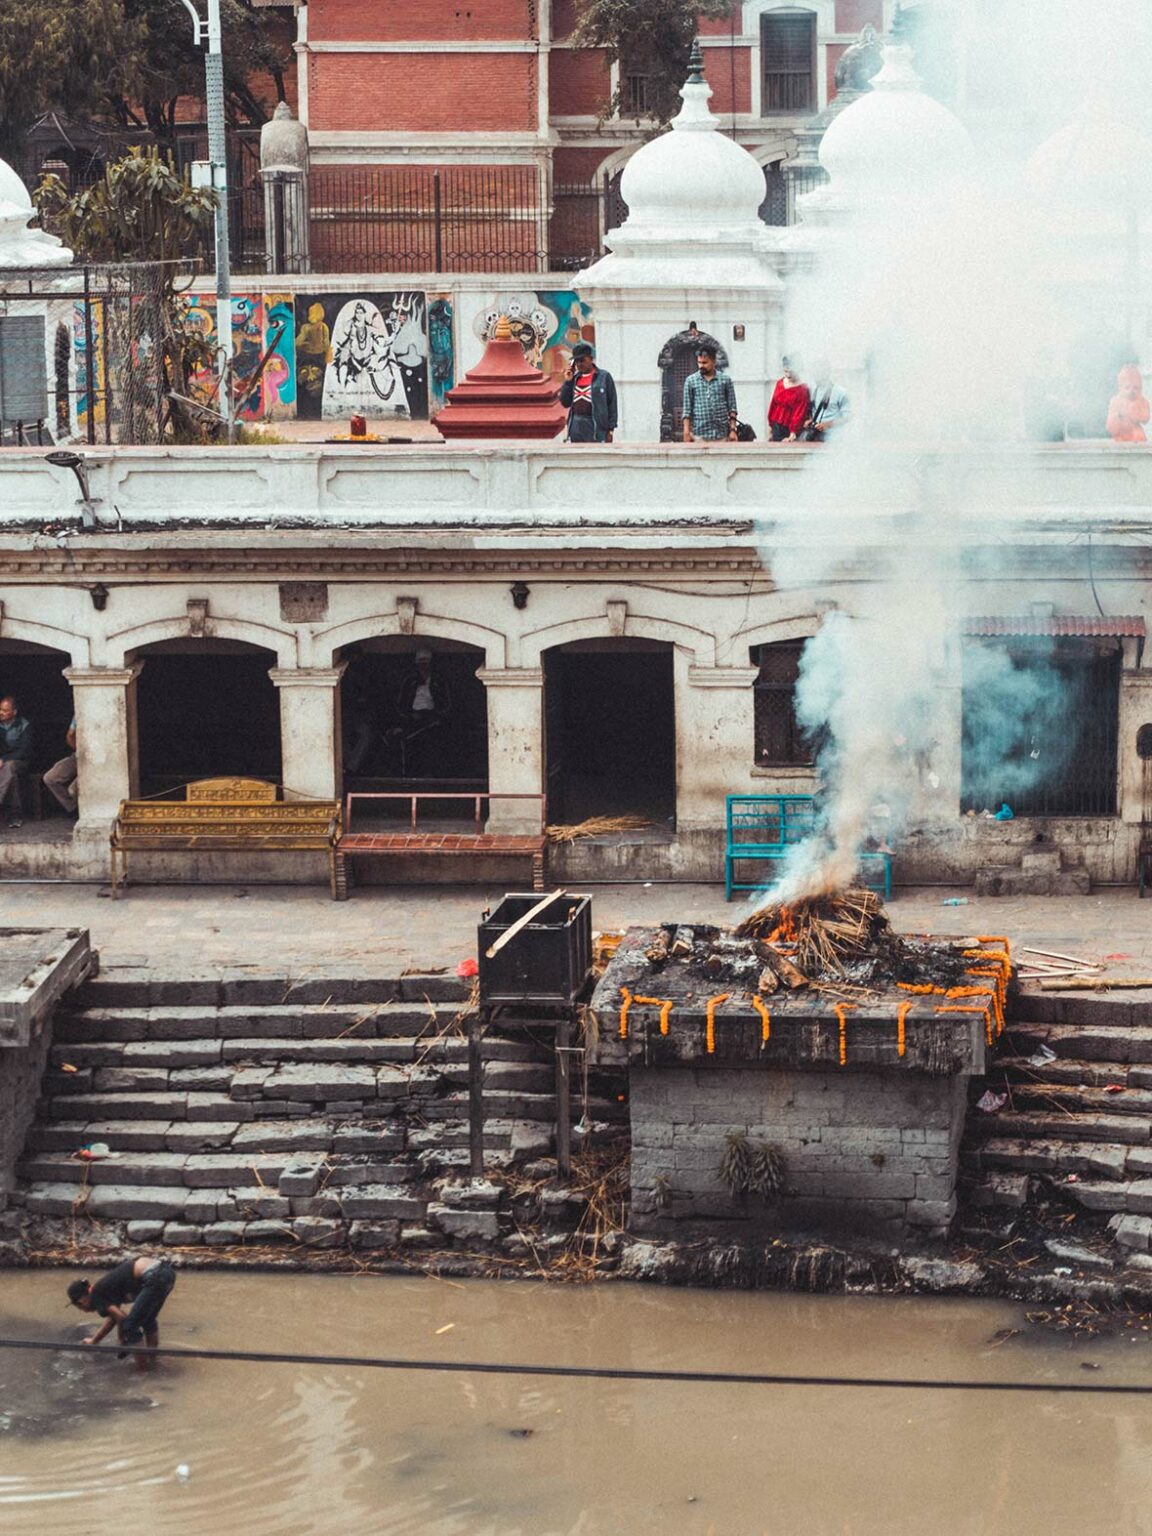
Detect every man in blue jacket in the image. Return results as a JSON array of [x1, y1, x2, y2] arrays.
[[559, 342, 618, 443], [0, 696, 32, 829]]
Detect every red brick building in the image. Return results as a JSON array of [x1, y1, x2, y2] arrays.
[[296, 1, 892, 269]]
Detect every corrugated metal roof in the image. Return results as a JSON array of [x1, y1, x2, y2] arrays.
[[962, 616, 1146, 638]]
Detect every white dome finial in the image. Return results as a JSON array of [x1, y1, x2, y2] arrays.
[[0, 156, 72, 268], [671, 36, 720, 134]]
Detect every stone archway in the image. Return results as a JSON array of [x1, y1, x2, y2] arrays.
[[0, 638, 74, 826], [657, 328, 729, 442], [130, 638, 282, 794]]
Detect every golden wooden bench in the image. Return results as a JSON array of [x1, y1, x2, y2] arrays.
[[109, 778, 342, 898]]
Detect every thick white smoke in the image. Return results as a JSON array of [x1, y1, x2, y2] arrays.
[[761, 2, 1152, 901]]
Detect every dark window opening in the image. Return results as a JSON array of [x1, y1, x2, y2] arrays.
[[135, 645, 281, 794], [339, 641, 488, 793], [623, 72, 652, 116], [544, 642, 675, 825], [0, 642, 74, 809], [960, 637, 1121, 817], [759, 161, 789, 226], [752, 639, 815, 766], [762, 9, 817, 114]]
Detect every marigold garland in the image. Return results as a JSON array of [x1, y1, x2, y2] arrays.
[[632, 995, 674, 1036], [834, 1003, 856, 1066], [751, 995, 771, 1043], [618, 987, 633, 1039], [935, 1001, 995, 1045], [704, 993, 730, 1055], [897, 983, 944, 995], [896, 1000, 912, 1058]]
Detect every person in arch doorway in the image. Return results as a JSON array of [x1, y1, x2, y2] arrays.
[[0, 695, 32, 830], [391, 647, 453, 777], [682, 343, 738, 443], [43, 717, 78, 816], [560, 342, 618, 443], [802, 360, 850, 443], [768, 358, 811, 442]]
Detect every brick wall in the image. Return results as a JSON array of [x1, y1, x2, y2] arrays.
[[707, 48, 753, 116], [549, 48, 612, 116], [308, 52, 538, 132], [0, 1023, 55, 1214], [629, 1066, 967, 1238], [309, 0, 537, 43]]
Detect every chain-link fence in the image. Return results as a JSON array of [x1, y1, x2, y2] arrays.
[[0, 263, 184, 446]]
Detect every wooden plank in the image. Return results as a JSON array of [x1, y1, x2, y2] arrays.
[[484, 889, 567, 960], [468, 1012, 485, 1178], [555, 1012, 572, 1179]]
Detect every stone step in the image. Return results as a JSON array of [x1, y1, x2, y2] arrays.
[[53, 1003, 465, 1044], [1000, 1022, 1152, 1065], [18, 1152, 291, 1189], [992, 1056, 1142, 1089], [1007, 1081, 1152, 1118], [967, 1171, 1031, 1209], [73, 974, 468, 1008], [49, 1035, 547, 1071], [977, 1110, 1152, 1145], [21, 1180, 432, 1230], [41, 1055, 556, 1100], [963, 1137, 1136, 1181], [1060, 1179, 1152, 1216]]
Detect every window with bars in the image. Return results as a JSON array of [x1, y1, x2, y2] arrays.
[[960, 638, 1121, 817], [761, 9, 817, 114], [624, 73, 652, 117], [752, 640, 815, 766]]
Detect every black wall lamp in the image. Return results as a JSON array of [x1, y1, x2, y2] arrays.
[[510, 582, 530, 610], [46, 450, 101, 530], [89, 583, 109, 611]]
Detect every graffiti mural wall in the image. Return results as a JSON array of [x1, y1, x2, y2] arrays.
[[469, 289, 594, 385], [294, 292, 429, 421]]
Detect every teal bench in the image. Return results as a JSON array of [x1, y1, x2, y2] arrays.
[[725, 793, 892, 901]]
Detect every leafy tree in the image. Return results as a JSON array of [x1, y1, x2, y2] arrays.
[[35, 150, 218, 438], [570, 0, 734, 125], [0, 0, 289, 162], [0, 0, 136, 161]]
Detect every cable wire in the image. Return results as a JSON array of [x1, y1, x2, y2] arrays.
[[0, 1337, 1148, 1396]]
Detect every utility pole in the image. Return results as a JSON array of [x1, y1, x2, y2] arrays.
[[180, 0, 235, 442]]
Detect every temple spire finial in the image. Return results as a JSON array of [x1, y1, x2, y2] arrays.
[[686, 37, 705, 86]]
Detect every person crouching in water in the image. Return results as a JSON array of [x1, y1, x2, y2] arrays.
[[68, 1255, 177, 1369]]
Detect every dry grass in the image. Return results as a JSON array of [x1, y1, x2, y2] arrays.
[[545, 816, 652, 844], [735, 886, 888, 978]]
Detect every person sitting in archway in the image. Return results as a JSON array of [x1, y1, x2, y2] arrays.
[[0, 696, 32, 829], [391, 648, 453, 776], [43, 716, 78, 816]]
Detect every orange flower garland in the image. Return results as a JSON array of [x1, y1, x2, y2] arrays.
[[633, 996, 674, 1036], [751, 996, 771, 1043], [704, 993, 730, 1055], [618, 987, 633, 1040], [896, 1000, 912, 1058], [834, 1003, 856, 1066]]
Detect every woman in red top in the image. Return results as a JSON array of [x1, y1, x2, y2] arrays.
[[768, 359, 811, 442]]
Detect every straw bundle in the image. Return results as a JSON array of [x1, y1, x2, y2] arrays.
[[546, 816, 652, 844], [735, 887, 889, 977]]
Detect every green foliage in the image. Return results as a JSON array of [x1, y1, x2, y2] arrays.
[[570, 0, 734, 124], [34, 147, 215, 266], [0, 0, 289, 159], [719, 1133, 786, 1202]]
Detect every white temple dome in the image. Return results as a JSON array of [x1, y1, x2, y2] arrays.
[[614, 49, 767, 239], [0, 153, 72, 268], [1027, 103, 1152, 208], [817, 45, 975, 198]]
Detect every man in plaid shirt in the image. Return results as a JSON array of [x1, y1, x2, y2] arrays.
[[682, 343, 738, 442]]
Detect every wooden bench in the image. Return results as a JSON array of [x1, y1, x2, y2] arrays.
[[336, 792, 547, 899], [726, 793, 893, 900], [110, 778, 342, 898]]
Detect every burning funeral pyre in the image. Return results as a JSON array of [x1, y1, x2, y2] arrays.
[[602, 889, 1012, 1069]]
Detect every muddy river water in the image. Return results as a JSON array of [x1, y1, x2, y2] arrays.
[[1, 1269, 1151, 1535]]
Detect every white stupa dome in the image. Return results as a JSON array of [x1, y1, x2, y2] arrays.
[[581, 42, 781, 291], [1027, 101, 1152, 209], [816, 45, 975, 201], [0, 154, 72, 268], [615, 49, 767, 239]]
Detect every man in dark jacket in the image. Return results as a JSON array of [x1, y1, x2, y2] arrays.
[[0, 696, 32, 829], [559, 342, 618, 443]]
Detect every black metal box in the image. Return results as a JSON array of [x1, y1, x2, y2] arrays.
[[478, 892, 593, 1006]]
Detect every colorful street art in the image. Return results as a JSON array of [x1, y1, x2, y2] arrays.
[[471, 289, 595, 385], [73, 299, 106, 435], [174, 292, 298, 422], [294, 292, 429, 421]]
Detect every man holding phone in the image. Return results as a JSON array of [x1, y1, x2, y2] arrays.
[[559, 342, 618, 443]]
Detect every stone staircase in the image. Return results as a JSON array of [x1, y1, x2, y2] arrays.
[[10, 972, 627, 1260], [963, 997, 1152, 1262]]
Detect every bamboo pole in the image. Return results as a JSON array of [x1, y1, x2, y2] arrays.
[[484, 889, 568, 959], [1037, 977, 1152, 991]]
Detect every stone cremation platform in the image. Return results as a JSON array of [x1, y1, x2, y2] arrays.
[[591, 917, 1011, 1238]]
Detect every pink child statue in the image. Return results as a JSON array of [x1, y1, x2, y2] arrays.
[[1106, 363, 1150, 443]]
